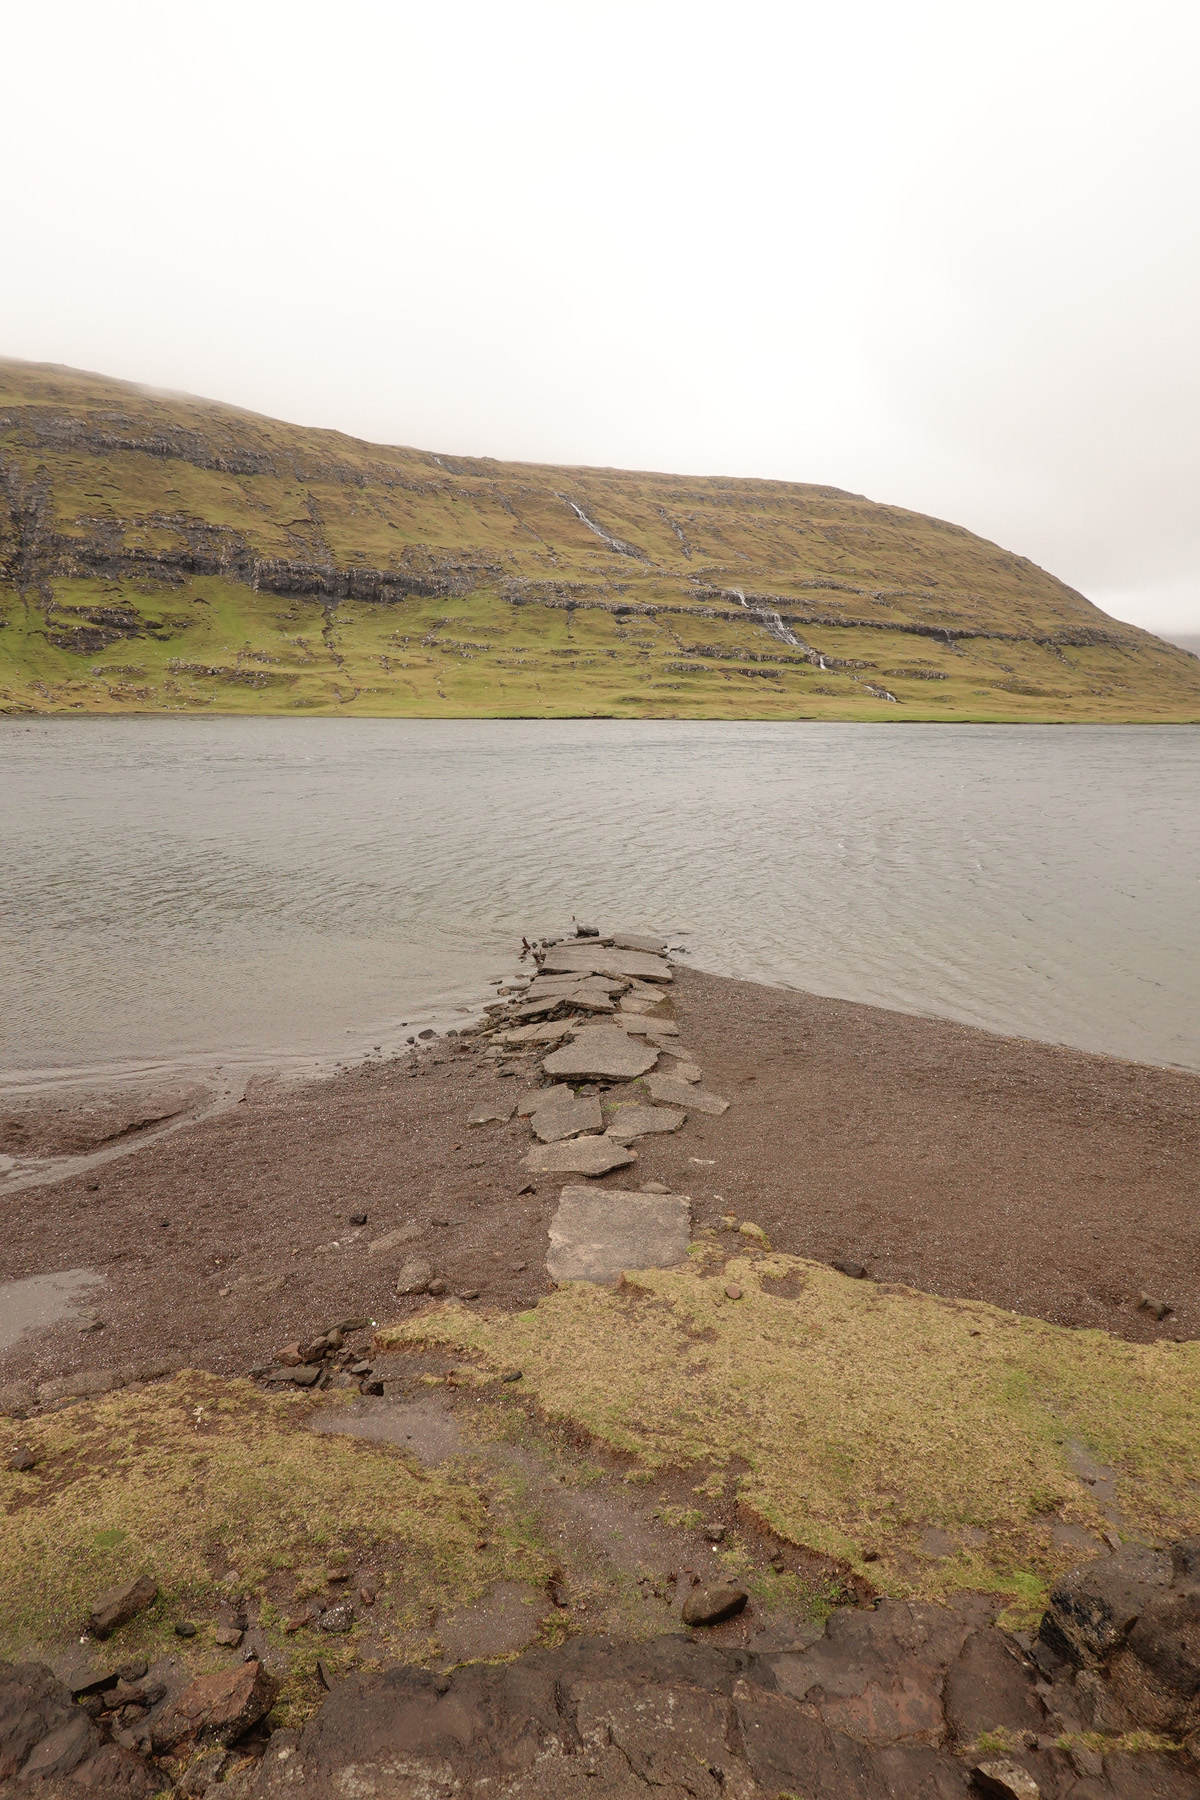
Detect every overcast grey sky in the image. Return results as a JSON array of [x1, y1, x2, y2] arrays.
[[3, 0, 1197, 637]]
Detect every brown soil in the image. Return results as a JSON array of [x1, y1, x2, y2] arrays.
[[1, 969, 1197, 1399]]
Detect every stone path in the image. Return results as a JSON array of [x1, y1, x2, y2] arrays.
[[465, 927, 732, 1292]]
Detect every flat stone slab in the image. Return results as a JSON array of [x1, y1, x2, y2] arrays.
[[468, 1102, 517, 1126], [528, 976, 626, 999], [619, 1017, 680, 1038], [530, 1094, 604, 1142], [500, 1021, 576, 1047], [546, 1185, 692, 1284], [645, 1075, 729, 1114], [606, 1105, 685, 1142], [525, 1136, 636, 1177], [505, 995, 570, 1023], [662, 1061, 703, 1083], [517, 1085, 573, 1117], [541, 948, 672, 984], [543, 1026, 659, 1081], [611, 932, 668, 954]]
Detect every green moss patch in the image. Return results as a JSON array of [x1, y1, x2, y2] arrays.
[[378, 1251, 1200, 1607]]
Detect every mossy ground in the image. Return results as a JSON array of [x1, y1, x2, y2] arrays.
[[379, 1247, 1200, 1624], [3, 358, 1198, 720], [0, 1371, 556, 1718]]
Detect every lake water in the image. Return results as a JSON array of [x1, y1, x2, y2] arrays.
[[2, 719, 1198, 1097]]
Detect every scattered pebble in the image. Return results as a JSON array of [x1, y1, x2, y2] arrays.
[[724, 1284, 743, 1300], [174, 1620, 198, 1638]]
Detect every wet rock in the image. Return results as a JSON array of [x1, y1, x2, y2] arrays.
[[87, 1574, 158, 1640], [644, 1074, 729, 1113], [1038, 1543, 1172, 1665], [543, 1026, 659, 1081], [943, 1630, 1046, 1746], [0, 1661, 102, 1781], [606, 1104, 685, 1142], [971, 1759, 1041, 1798], [681, 1585, 748, 1627], [524, 1136, 636, 1177], [150, 1660, 278, 1752], [530, 1094, 603, 1142], [547, 1186, 691, 1285], [395, 1259, 434, 1296]]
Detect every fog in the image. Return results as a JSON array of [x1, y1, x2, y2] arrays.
[[2, 0, 1197, 636]]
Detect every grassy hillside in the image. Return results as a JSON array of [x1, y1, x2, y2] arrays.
[[2, 358, 1197, 720]]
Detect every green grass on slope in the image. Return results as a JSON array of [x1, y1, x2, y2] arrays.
[[2, 357, 1199, 719], [378, 1249, 1200, 1618]]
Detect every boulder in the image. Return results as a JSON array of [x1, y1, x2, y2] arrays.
[[1038, 1544, 1172, 1665], [0, 1661, 101, 1780], [150, 1660, 278, 1752]]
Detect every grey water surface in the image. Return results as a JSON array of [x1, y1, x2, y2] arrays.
[[2, 718, 1197, 1089]]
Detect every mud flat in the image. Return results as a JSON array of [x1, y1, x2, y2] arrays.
[[2, 932, 1200, 1796]]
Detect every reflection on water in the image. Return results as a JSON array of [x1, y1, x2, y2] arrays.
[[2, 718, 1198, 1089]]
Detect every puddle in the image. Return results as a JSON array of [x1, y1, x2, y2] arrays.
[[310, 1397, 462, 1464], [0, 1269, 106, 1352]]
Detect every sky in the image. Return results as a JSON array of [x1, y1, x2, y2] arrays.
[[2, 0, 1198, 640]]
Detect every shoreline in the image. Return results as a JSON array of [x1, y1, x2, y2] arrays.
[[3, 950, 1197, 1411]]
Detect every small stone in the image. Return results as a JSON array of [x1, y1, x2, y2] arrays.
[[214, 1624, 244, 1648], [349, 1212, 367, 1226], [502, 1369, 523, 1382], [427, 1277, 449, 1296], [78, 1314, 105, 1333], [724, 1284, 743, 1300], [517, 1182, 537, 1196], [117, 1660, 149, 1683], [317, 1603, 354, 1634], [703, 1523, 725, 1542], [276, 1344, 303, 1366], [85, 1179, 100, 1191], [288, 1364, 321, 1387], [971, 1760, 1041, 1799], [458, 1288, 481, 1301], [681, 1585, 748, 1627], [641, 1181, 670, 1194], [1137, 1291, 1173, 1320], [395, 1259, 434, 1296], [359, 1585, 377, 1605], [8, 1444, 37, 1471], [88, 1574, 159, 1639], [418, 1029, 435, 1039], [351, 1360, 372, 1376], [175, 1620, 198, 1638], [832, 1258, 867, 1279], [575, 923, 600, 937]]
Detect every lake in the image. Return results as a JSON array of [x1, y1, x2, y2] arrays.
[[2, 718, 1198, 1096]]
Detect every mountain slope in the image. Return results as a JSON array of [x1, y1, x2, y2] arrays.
[[2, 358, 1197, 720]]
